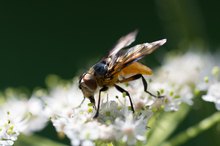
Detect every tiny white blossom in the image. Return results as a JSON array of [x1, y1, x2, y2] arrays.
[[23, 97, 48, 134], [114, 111, 147, 145], [98, 101, 123, 121], [202, 82, 220, 110], [98, 125, 115, 140], [0, 112, 20, 146], [43, 79, 86, 118], [62, 115, 101, 146], [81, 140, 94, 146], [149, 82, 193, 111], [0, 97, 48, 135], [155, 52, 214, 86]]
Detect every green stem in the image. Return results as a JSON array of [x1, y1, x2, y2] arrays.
[[146, 104, 190, 146], [14, 134, 68, 146], [161, 112, 220, 146]]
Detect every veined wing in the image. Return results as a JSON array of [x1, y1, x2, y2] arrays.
[[92, 31, 138, 78], [107, 30, 138, 57], [106, 39, 167, 77]]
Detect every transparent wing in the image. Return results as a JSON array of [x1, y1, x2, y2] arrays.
[[107, 39, 167, 77], [108, 30, 138, 57]]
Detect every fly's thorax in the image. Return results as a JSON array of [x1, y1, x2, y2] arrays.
[[96, 75, 119, 87], [79, 73, 97, 97]]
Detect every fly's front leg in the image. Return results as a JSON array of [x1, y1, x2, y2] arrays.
[[93, 86, 108, 118], [114, 84, 135, 113], [76, 97, 86, 108], [89, 96, 96, 110], [119, 74, 163, 98]]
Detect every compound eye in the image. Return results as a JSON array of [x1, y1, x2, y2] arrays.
[[94, 62, 108, 76]]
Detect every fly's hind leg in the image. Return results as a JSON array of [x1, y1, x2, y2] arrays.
[[114, 84, 135, 113], [119, 74, 163, 98]]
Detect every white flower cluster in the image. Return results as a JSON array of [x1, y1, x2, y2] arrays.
[[202, 66, 220, 110], [148, 52, 214, 111], [0, 51, 219, 146], [45, 51, 219, 145], [0, 112, 19, 146], [0, 94, 48, 146], [43, 80, 152, 145]]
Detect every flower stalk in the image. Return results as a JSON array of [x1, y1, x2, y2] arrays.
[[161, 112, 220, 146]]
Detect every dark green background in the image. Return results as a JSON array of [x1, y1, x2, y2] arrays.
[[1, 1, 220, 146], [1, 0, 219, 89]]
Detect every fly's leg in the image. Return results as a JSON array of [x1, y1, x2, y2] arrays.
[[114, 84, 135, 113], [76, 97, 86, 108], [89, 96, 96, 110], [93, 86, 108, 118], [119, 74, 163, 98]]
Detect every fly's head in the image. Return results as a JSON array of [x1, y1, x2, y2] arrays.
[[79, 73, 97, 99]]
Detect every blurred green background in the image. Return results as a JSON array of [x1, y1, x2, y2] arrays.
[[1, 0, 220, 146], [1, 0, 219, 90]]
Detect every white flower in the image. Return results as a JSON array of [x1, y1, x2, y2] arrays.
[[164, 85, 193, 111], [81, 140, 94, 146], [0, 112, 20, 146], [47, 83, 151, 145], [144, 52, 214, 111], [0, 98, 29, 130], [0, 90, 49, 145], [98, 101, 123, 121], [114, 111, 148, 145], [0, 97, 48, 135], [98, 125, 115, 140], [45, 51, 220, 145], [23, 97, 48, 134], [202, 82, 220, 110], [149, 81, 193, 111], [61, 115, 101, 146], [155, 52, 214, 86], [43, 79, 86, 118]]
